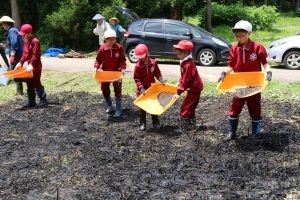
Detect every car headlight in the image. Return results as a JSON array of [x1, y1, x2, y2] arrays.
[[212, 37, 229, 47]]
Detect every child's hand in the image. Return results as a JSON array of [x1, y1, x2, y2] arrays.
[[140, 88, 146, 95], [173, 94, 180, 99], [159, 77, 166, 85]]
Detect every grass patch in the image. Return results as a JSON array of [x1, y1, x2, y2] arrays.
[[1, 71, 299, 105]]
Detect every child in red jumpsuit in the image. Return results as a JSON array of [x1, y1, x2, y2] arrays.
[[173, 40, 204, 132], [93, 29, 126, 118], [133, 44, 165, 131], [217, 20, 272, 141], [15, 24, 48, 108]]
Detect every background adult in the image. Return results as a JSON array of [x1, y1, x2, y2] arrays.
[[92, 14, 110, 47], [109, 17, 125, 44], [0, 16, 23, 95]]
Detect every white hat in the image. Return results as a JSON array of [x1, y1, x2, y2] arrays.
[[232, 20, 252, 32], [104, 29, 116, 39], [0, 16, 15, 23], [92, 14, 105, 20]]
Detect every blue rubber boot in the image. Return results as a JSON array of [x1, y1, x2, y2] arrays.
[[252, 120, 262, 138]]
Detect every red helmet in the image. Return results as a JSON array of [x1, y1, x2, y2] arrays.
[[135, 44, 148, 59], [173, 40, 194, 51], [19, 24, 32, 35]]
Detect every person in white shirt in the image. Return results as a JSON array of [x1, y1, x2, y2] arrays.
[[92, 14, 110, 47]]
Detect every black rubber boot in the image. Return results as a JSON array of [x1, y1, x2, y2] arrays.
[[151, 114, 161, 130], [104, 96, 113, 113], [36, 86, 48, 107], [139, 110, 147, 131], [174, 118, 190, 134], [15, 82, 23, 95], [22, 88, 36, 108], [224, 118, 239, 142]]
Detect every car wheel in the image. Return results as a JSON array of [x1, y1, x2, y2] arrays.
[[127, 46, 138, 63], [283, 51, 300, 70], [197, 48, 217, 66]]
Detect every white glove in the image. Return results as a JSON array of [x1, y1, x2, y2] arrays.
[[176, 82, 180, 87], [121, 69, 126, 76], [15, 62, 22, 69], [173, 94, 180, 99], [26, 64, 33, 72], [93, 68, 98, 73]]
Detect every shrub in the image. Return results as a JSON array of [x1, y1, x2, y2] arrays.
[[198, 3, 279, 31]]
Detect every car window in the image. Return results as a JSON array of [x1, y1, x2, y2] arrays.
[[165, 24, 190, 36], [144, 22, 162, 33], [190, 28, 202, 38], [130, 21, 144, 32]]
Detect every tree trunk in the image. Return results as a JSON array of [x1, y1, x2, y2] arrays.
[[172, 6, 181, 20], [10, 0, 21, 29], [264, 0, 268, 5], [296, 0, 300, 12], [205, 0, 213, 33], [278, 0, 283, 12]]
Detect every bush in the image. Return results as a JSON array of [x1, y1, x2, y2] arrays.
[[198, 3, 279, 31]]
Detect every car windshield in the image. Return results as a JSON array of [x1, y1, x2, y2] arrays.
[[184, 21, 213, 36]]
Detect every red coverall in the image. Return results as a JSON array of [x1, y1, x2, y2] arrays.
[[133, 57, 162, 96], [19, 36, 43, 89], [94, 42, 126, 98], [177, 58, 203, 119], [228, 39, 268, 120]]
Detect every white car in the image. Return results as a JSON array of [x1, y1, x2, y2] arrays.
[[268, 34, 300, 70]]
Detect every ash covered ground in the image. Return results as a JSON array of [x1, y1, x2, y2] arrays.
[[0, 91, 299, 199]]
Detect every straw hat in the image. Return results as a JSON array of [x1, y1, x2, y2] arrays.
[[109, 17, 119, 24], [0, 16, 15, 23]]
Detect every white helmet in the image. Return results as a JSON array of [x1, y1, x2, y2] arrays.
[[104, 29, 116, 39]]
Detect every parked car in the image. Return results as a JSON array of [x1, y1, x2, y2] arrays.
[[268, 34, 300, 70], [115, 6, 231, 66]]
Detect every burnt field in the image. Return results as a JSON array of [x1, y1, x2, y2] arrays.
[[0, 91, 299, 199]]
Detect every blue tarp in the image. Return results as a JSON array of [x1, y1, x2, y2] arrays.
[[42, 47, 67, 57]]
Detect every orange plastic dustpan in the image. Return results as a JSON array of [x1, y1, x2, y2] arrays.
[[2, 68, 33, 79], [133, 83, 178, 115], [93, 71, 123, 82], [216, 71, 268, 98]]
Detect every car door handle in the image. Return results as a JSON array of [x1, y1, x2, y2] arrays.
[[166, 37, 172, 41], [140, 34, 145, 38]]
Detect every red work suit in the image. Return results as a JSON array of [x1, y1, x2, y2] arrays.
[[133, 57, 162, 97], [19, 36, 42, 89], [228, 39, 268, 120], [177, 58, 203, 119], [94, 42, 126, 98]]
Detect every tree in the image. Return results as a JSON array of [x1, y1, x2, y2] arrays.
[[10, 0, 21, 29], [205, 0, 213, 33]]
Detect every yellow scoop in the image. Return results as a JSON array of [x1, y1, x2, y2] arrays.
[[2, 68, 33, 79], [93, 71, 123, 82], [133, 82, 178, 115], [217, 71, 268, 98]]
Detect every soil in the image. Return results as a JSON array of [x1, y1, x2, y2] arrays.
[[0, 92, 299, 199]]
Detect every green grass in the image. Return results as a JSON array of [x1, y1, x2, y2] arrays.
[[1, 71, 299, 105]]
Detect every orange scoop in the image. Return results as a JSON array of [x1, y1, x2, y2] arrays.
[[217, 71, 268, 98], [2, 68, 33, 79], [93, 71, 123, 82], [133, 83, 178, 115]]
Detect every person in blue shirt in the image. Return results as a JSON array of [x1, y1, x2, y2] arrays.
[[109, 17, 125, 44], [0, 16, 24, 95]]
